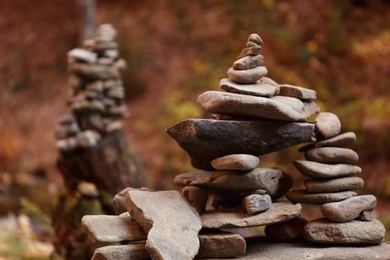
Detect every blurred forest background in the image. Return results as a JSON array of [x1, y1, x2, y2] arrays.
[[0, 0, 389, 258]]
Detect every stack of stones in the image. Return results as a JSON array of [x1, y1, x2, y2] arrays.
[[55, 24, 128, 152], [167, 33, 321, 246], [286, 123, 386, 244]]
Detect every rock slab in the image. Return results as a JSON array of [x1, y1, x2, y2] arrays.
[[304, 218, 386, 244], [125, 190, 202, 260], [91, 243, 149, 260]]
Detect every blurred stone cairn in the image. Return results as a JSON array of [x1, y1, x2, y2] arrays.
[[53, 24, 145, 259], [81, 33, 389, 259]]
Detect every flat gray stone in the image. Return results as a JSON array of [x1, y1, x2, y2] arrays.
[[69, 63, 120, 79], [227, 66, 268, 83], [265, 217, 308, 241], [286, 189, 357, 204], [113, 187, 151, 215], [358, 210, 373, 221], [182, 186, 208, 213], [211, 154, 260, 171], [305, 176, 364, 193], [91, 243, 149, 260], [236, 45, 262, 60], [166, 119, 317, 168], [174, 168, 293, 199], [305, 147, 359, 164], [243, 194, 272, 215], [299, 131, 357, 152], [241, 241, 390, 260], [304, 218, 386, 244], [81, 215, 146, 244], [196, 230, 246, 259], [294, 160, 362, 178], [197, 91, 319, 121], [321, 195, 377, 222], [201, 201, 302, 228], [279, 84, 317, 100], [219, 78, 278, 97], [125, 190, 202, 260], [315, 112, 341, 139], [233, 55, 264, 70]]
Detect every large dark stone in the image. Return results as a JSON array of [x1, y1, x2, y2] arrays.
[[166, 118, 317, 167]]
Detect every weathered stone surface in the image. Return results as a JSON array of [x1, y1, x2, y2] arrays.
[[211, 154, 260, 171], [219, 78, 278, 97], [299, 131, 357, 152], [201, 201, 302, 229], [182, 186, 208, 213], [197, 91, 319, 121], [321, 195, 377, 222], [196, 230, 246, 259], [265, 217, 307, 241], [233, 55, 264, 70], [294, 160, 362, 178], [279, 84, 317, 100], [315, 112, 341, 139], [259, 76, 278, 87], [358, 210, 373, 221], [248, 33, 263, 45], [113, 187, 151, 215], [227, 66, 268, 83], [243, 194, 272, 215], [304, 218, 386, 244], [81, 215, 146, 243], [241, 241, 390, 260], [236, 45, 262, 60], [91, 243, 149, 260], [286, 189, 357, 204], [125, 190, 202, 260], [166, 119, 317, 167], [174, 168, 293, 199], [305, 147, 359, 164], [305, 176, 364, 193], [69, 63, 120, 79]]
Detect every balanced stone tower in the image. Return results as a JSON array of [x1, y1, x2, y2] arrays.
[[81, 33, 389, 259]]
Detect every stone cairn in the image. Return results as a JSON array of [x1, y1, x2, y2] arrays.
[[81, 33, 388, 259], [53, 24, 146, 259], [56, 23, 127, 154]]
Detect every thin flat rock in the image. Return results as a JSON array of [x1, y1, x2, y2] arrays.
[[200, 201, 302, 229], [81, 215, 146, 244], [91, 244, 149, 260], [259, 76, 278, 87], [294, 160, 361, 178], [196, 230, 246, 259], [211, 154, 260, 171], [315, 112, 341, 139], [197, 91, 319, 121], [125, 190, 202, 260], [278, 84, 316, 100], [305, 147, 359, 164], [305, 176, 364, 193], [219, 78, 278, 97], [174, 168, 293, 199], [304, 218, 386, 244], [236, 45, 262, 60], [240, 241, 390, 260], [299, 132, 357, 152], [286, 189, 357, 204], [227, 66, 268, 84], [166, 118, 317, 166], [321, 195, 377, 222], [233, 55, 264, 70]]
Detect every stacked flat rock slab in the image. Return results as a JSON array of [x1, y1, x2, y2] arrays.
[[286, 123, 386, 244], [56, 24, 128, 152]]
